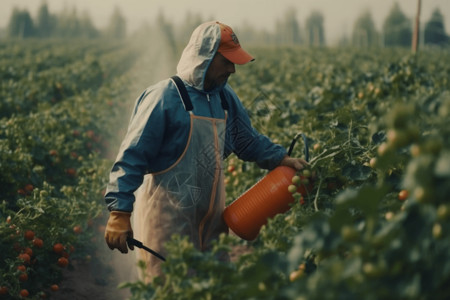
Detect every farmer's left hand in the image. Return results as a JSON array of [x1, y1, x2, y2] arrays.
[[279, 155, 308, 171]]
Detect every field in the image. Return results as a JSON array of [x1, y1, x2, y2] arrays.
[[1, 38, 449, 300]]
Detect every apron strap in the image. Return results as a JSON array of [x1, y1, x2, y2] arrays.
[[171, 75, 193, 111], [219, 90, 229, 111], [171, 75, 229, 112]]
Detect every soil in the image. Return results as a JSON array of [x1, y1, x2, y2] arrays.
[[51, 244, 137, 300], [50, 237, 252, 300]]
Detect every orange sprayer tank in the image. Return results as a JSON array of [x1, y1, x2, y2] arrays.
[[223, 133, 311, 241]]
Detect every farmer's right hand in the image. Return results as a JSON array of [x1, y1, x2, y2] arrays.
[[279, 155, 309, 171], [105, 211, 134, 253]]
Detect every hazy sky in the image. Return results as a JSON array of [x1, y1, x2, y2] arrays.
[[1, 0, 449, 44]]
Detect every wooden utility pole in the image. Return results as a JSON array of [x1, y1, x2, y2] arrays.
[[412, 0, 422, 53]]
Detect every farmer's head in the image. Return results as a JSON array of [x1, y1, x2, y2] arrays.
[[204, 22, 254, 91], [177, 21, 254, 91]]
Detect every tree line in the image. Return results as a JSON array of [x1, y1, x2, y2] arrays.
[[350, 2, 448, 48], [3, 1, 449, 48], [5, 3, 126, 39], [252, 2, 448, 48]]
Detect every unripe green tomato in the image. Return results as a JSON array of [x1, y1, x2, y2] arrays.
[[363, 262, 382, 278], [341, 225, 359, 242], [292, 175, 301, 184], [369, 157, 377, 168], [410, 144, 421, 157], [432, 223, 443, 239], [293, 192, 302, 199], [377, 142, 390, 156], [258, 282, 266, 291], [288, 184, 297, 193], [302, 169, 311, 178], [437, 204, 450, 220], [385, 211, 395, 221], [414, 186, 429, 203]]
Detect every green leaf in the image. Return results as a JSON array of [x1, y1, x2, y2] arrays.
[[372, 131, 386, 144], [342, 164, 372, 181], [335, 185, 387, 217]]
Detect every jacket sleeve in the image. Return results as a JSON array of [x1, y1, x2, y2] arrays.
[[223, 85, 287, 170], [104, 88, 166, 212]]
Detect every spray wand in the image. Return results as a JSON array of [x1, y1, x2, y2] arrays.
[[127, 237, 166, 261]]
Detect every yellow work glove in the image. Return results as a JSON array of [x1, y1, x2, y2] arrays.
[[104, 211, 134, 253]]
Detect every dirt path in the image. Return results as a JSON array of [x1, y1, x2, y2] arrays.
[[52, 244, 137, 300], [51, 30, 175, 300], [50, 239, 251, 300]]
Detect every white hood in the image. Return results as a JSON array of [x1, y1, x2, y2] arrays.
[[176, 21, 221, 91]]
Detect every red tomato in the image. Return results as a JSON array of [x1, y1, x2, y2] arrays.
[[57, 257, 69, 268], [73, 225, 82, 234], [24, 230, 35, 241], [53, 243, 64, 254], [20, 289, 29, 297], [50, 284, 59, 291], [33, 238, 44, 248], [18, 253, 31, 264], [17, 265, 26, 272], [398, 190, 409, 201], [19, 273, 28, 282], [0, 286, 8, 295]]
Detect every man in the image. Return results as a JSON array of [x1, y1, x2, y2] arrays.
[[104, 21, 307, 278]]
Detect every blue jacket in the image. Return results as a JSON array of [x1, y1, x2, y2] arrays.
[[105, 21, 287, 212]]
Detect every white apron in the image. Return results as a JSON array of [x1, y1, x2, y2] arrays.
[[134, 83, 229, 280]]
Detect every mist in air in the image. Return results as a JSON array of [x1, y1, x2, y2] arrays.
[[1, 0, 449, 47]]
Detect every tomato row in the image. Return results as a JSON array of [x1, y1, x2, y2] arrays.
[[0, 39, 143, 299], [126, 46, 450, 299]]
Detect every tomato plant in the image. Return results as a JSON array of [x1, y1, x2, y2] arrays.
[[2, 39, 450, 299], [121, 46, 450, 299], [0, 39, 145, 299]]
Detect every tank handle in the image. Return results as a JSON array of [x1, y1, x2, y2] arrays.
[[287, 132, 309, 162]]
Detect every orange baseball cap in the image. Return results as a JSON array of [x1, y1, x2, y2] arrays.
[[217, 22, 254, 65]]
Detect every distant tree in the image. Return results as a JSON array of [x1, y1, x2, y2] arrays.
[[305, 11, 325, 46], [56, 7, 82, 38], [7, 8, 22, 37], [352, 10, 379, 48], [382, 2, 412, 47], [36, 2, 54, 37], [238, 21, 274, 46], [338, 32, 350, 47], [7, 8, 35, 38], [424, 8, 448, 46], [105, 6, 127, 39], [6, 2, 101, 39], [275, 8, 302, 45], [79, 11, 99, 39], [156, 10, 177, 56]]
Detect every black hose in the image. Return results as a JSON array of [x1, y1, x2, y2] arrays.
[[287, 132, 309, 162]]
